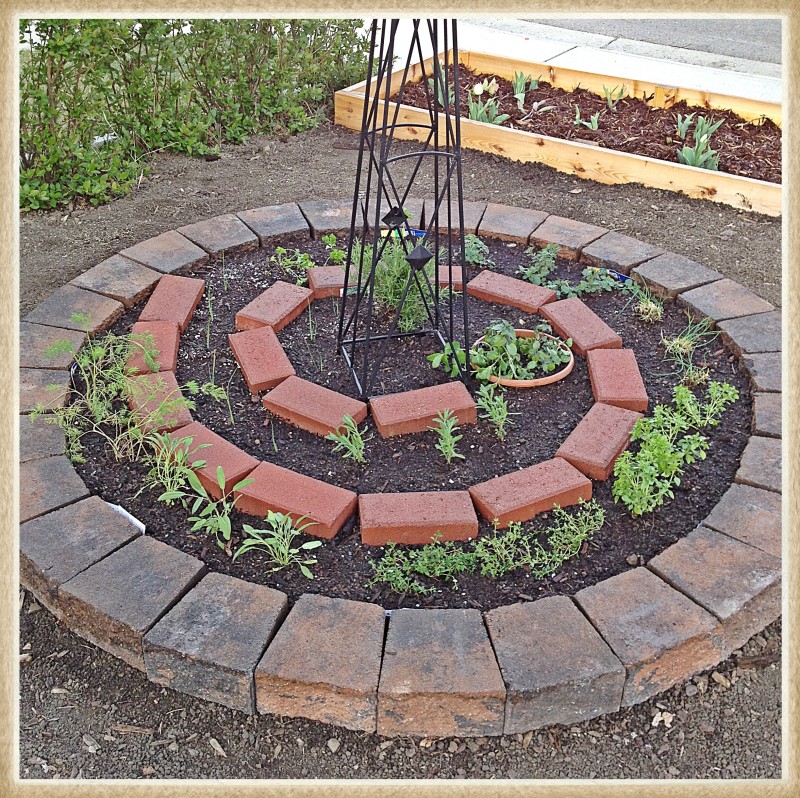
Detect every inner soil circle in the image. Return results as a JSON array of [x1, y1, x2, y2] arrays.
[[76, 231, 752, 611]]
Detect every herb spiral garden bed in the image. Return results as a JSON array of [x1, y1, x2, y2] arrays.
[[19, 199, 782, 737]]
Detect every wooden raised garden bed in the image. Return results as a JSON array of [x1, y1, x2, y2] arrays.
[[334, 50, 781, 217]]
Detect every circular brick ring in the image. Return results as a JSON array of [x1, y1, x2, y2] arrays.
[[19, 199, 782, 738]]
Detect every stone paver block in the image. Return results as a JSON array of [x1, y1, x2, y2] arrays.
[[229, 326, 295, 394], [307, 265, 346, 300], [359, 491, 479, 546], [753, 392, 781, 438], [20, 323, 86, 370], [735, 435, 781, 493], [237, 203, 310, 245], [235, 280, 313, 332], [574, 567, 724, 707], [378, 608, 505, 738], [20, 496, 142, 613], [556, 402, 643, 480], [58, 536, 206, 671], [718, 311, 782, 356], [486, 596, 625, 733], [742, 352, 781, 393], [144, 573, 288, 714], [19, 416, 65, 463], [580, 232, 664, 275], [466, 269, 557, 314], [23, 284, 124, 333], [298, 199, 354, 237], [20, 455, 89, 524], [632, 253, 722, 299], [678, 278, 775, 323], [177, 213, 259, 255], [138, 274, 205, 332], [127, 371, 193, 433], [128, 321, 180, 374], [369, 381, 477, 438], [20, 368, 71, 414], [469, 458, 592, 528], [528, 215, 607, 260], [539, 296, 622, 356], [255, 594, 385, 732], [648, 527, 781, 656], [119, 229, 209, 274], [703, 483, 781, 559], [234, 461, 357, 539], [587, 348, 648, 412], [436, 264, 464, 291], [71, 254, 161, 307], [263, 375, 367, 437], [477, 202, 549, 241], [424, 198, 486, 234], [169, 422, 259, 499]]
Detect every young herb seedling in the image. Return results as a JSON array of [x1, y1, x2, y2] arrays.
[[475, 382, 517, 440], [429, 408, 465, 465], [270, 246, 315, 285], [427, 340, 467, 378], [325, 414, 369, 464], [463, 233, 495, 268]]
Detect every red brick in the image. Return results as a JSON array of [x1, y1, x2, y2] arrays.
[[20, 416, 65, 463], [144, 573, 288, 714], [579, 232, 664, 275], [228, 326, 294, 394], [632, 253, 722, 299], [20, 322, 86, 369], [466, 269, 557, 313], [235, 280, 313, 332], [23, 284, 124, 333], [263, 375, 367, 437], [127, 371, 193, 433], [307, 265, 346, 299], [369, 381, 477, 438], [298, 199, 354, 237], [718, 310, 781, 356], [528, 215, 607, 260], [743, 352, 781, 393], [71, 254, 161, 307], [556, 402, 643, 480], [703, 484, 781, 559], [587, 348, 648, 412], [359, 490, 478, 546], [436, 264, 464, 291], [57, 536, 206, 671], [119, 229, 209, 274], [377, 608, 506, 737], [20, 455, 89, 523], [753, 392, 781, 438], [469, 458, 592, 528], [177, 213, 259, 255], [539, 296, 622, 356], [648, 527, 781, 656], [237, 203, 310, 245], [128, 320, 180, 374], [234, 461, 357, 539], [678, 278, 774, 323], [477, 203, 549, 241], [485, 596, 625, 733], [255, 594, 385, 731], [138, 274, 205, 332], [574, 567, 724, 706], [735, 436, 781, 494], [20, 368, 71, 414], [424, 198, 486, 234], [169, 421, 259, 499]]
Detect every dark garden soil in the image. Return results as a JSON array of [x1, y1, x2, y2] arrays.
[[73, 233, 751, 612], [393, 66, 781, 184]]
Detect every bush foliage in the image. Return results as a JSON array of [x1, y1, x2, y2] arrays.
[[19, 19, 370, 210]]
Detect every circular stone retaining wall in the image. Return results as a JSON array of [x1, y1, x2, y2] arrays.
[[19, 198, 782, 738]]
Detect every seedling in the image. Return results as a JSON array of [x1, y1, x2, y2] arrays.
[[205, 285, 214, 350], [322, 233, 346, 266], [574, 105, 600, 130], [142, 432, 209, 503], [475, 382, 517, 440], [660, 313, 720, 385], [463, 233, 494, 268], [325, 414, 369, 463], [233, 511, 321, 579], [602, 84, 626, 109], [427, 340, 467, 378], [621, 280, 664, 323], [270, 246, 315, 284], [429, 409, 465, 465]]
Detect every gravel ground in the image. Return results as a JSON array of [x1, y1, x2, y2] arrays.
[[15, 121, 784, 784]]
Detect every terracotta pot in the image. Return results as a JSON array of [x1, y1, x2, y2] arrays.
[[472, 329, 575, 388]]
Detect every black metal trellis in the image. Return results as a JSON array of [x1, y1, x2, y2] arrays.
[[336, 18, 471, 401]]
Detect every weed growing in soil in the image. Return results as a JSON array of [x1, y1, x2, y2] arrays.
[[325, 414, 369, 463], [430, 409, 465, 464], [613, 381, 738, 516], [271, 246, 315, 285], [233, 511, 322, 579], [463, 233, 495, 268], [475, 383, 517, 440]]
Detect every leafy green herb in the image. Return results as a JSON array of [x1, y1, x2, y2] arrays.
[[463, 233, 494, 268], [429, 409, 465, 465], [325, 414, 369, 463], [475, 382, 517, 440]]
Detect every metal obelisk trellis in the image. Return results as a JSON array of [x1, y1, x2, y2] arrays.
[[336, 18, 471, 400]]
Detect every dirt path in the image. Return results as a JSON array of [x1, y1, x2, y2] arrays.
[[17, 121, 783, 782]]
